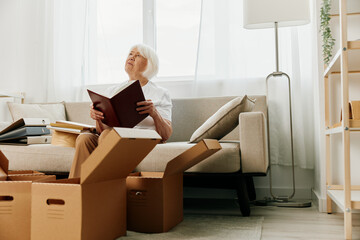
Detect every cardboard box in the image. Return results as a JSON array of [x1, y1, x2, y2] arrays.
[[51, 130, 78, 148], [0, 151, 56, 240], [126, 139, 222, 233], [8, 170, 44, 176], [31, 128, 161, 240]]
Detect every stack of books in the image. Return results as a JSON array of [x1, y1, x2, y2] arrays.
[[0, 118, 51, 145], [47, 120, 96, 148]]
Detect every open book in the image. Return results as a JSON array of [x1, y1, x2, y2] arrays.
[[48, 120, 96, 134], [47, 120, 96, 148], [87, 80, 148, 128]]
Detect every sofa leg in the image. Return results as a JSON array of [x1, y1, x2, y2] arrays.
[[245, 176, 256, 201], [236, 175, 250, 216]]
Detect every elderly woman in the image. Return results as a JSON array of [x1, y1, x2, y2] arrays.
[[69, 44, 173, 178]]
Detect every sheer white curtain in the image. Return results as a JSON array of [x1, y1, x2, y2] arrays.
[[45, 0, 93, 102], [195, 0, 318, 169], [0, 0, 91, 103]]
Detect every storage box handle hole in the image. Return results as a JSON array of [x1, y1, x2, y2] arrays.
[[46, 199, 65, 205], [0, 196, 13, 201]]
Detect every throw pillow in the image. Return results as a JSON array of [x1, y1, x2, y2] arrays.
[[189, 95, 255, 143], [7, 102, 66, 123]]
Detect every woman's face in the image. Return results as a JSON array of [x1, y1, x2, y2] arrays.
[[125, 48, 148, 78]]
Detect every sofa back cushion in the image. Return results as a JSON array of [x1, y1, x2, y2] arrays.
[[189, 96, 255, 143], [168, 95, 266, 142], [64, 102, 96, 126], [64, 95, 266, 142], [7, 102, 66, 123]]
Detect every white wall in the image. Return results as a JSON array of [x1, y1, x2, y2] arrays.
[[312, 0, 327, 212]]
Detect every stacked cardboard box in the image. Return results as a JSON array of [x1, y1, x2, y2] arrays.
[[31, 128, 162, 240], [0, 151, 56, 240], [126, 139, 222, 233]]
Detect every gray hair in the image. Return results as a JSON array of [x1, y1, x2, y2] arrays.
[[130, 44, 159, 79]]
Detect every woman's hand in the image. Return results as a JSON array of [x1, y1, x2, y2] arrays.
[[136, 100, 173, 142], [90, 104, 104, 121], [136, 100, 157, 117]]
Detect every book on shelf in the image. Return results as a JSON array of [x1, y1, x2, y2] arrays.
[[332, 120, 360, 129], [87, 80, 148, 128], [333, 101, 360, 129]]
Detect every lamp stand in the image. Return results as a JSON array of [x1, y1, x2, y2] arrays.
[[256, 22, 311, 208]]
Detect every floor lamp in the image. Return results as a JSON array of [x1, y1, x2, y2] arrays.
[[243, 0, 311, 207]]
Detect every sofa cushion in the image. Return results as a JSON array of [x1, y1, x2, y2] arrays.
[[64, 102, 96, 126], [135, 141, 241, 173], [189, 96, 255, 143], [7, 102, 66, 123], [0, 141, 240, 173], [0, 144, 74, 172]]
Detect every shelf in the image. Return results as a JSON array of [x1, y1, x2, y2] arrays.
[[330, 71, 360, 74], [328, 190, 360, 212], [325, 126, 360, 135], [330, 12, 360, 17], [324, 3, 359, 238], [324, 41, 360, 77]]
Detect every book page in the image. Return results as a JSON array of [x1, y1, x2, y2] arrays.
[[55, 120, 95, 129], [109, 81, 133, 98], [90, 81, 133, 99]]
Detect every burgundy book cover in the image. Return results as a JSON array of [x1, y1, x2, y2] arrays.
[[87, 80, 148, 128]]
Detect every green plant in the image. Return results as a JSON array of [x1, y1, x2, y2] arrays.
[[320, 0, 335, 65]]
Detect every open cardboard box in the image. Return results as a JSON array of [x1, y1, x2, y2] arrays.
[[126, 139, 222, 233], [31, 128, 161, 240], [0, 151, 56, 240], [8, 170, 44, 176]]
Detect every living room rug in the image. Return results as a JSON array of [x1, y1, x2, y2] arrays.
[[118, 215, 263, 240]]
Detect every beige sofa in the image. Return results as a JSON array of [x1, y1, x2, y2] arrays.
[[0, 95, 268, 215]]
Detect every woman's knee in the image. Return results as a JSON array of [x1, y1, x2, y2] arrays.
[[75, 133, 98, 149], [98, 128, 112, 144]]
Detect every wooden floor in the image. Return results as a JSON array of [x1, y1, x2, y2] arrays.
[[253, 205, 360, 240], [184, 199, 360, 240]]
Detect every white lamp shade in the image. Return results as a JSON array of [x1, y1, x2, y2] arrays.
[[243, 0, 310, 29]]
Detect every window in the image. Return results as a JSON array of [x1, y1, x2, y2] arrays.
[[95, 0, 202, 84], [156, 0, 201, 78], [97, 0, 143, 84]]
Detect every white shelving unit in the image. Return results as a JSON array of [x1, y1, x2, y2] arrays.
[[324, 0, 360, 239]]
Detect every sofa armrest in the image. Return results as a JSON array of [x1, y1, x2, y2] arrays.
[[239, 112, 268, 174]]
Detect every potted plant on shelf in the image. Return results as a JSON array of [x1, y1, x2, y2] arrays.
[[320, 0, 335, 65]]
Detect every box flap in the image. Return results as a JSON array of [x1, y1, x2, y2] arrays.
[[113, 127, 162, 139], [163, 139, 221, 177], [8, 170, 44, 176], [0, 151, 9, 180], [7, 175, 56, 182], [81, 128, 161, 184]]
